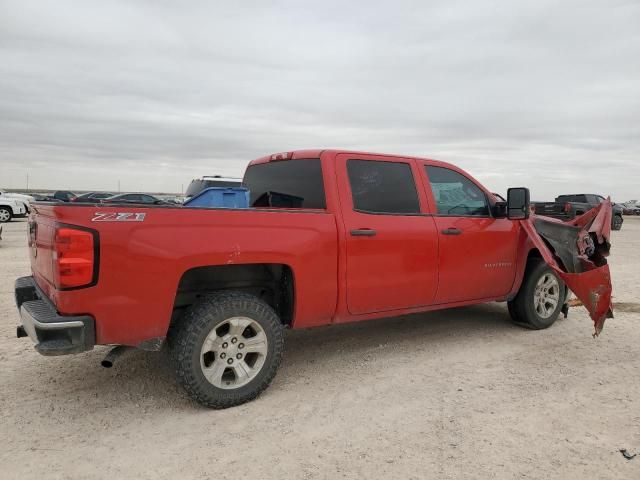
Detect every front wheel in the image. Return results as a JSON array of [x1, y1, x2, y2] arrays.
[[169, 291, 284, 408], [508, 258, 566, 330], [0, 207, 12, 223], [612, 215, 623, 231]]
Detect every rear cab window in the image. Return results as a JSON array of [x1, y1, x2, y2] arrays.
[[587, 194, 605, 205], [243, 158, 326, 209], [557, 195, 587, 203]]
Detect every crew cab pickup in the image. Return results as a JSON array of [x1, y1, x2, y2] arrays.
[[534, 194, 624, 230], [15, 150, 613, 408]]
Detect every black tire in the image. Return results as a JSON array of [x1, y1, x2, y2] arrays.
[[169, 291, 284, 408], [508, 258, 566, 330], [507, 300, 519, 323], [612, 215, 623, 231], [0, 207, 12, 223]]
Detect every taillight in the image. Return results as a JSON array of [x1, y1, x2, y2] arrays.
[[53, 227, 97, 289], [564, 202, 572, 213]]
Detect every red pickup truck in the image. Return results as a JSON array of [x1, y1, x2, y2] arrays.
[[15, 149, 613, 408]]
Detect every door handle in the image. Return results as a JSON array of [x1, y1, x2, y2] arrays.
[[441, 228, 462, 235], [350, 229, 377, 237]]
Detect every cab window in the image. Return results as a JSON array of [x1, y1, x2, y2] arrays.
[[426, 166, 489, 216], [347, 160, 420, 214]]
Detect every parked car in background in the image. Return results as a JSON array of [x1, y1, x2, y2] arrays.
[[185, 175, 242, 201], [621, 201, 640, 215], [0, 190, 32, 215], [52, 191, 77, 202], [102, 193, 168, 205], [533, 194, 624, 230], [72, 192, 115, 203], [0, 196, 26, 222], [29, 193, 55, 201]]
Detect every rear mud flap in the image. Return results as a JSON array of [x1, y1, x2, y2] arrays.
[[521, 199, 614, 336]]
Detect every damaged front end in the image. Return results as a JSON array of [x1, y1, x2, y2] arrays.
[[520, 199, 614, 336]]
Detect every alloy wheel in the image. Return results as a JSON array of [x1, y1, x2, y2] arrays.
[[533, 273, 560, 319], [200, 316, 268, 389]]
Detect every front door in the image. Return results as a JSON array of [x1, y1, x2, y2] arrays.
[[422, 164, 519, 304], [336, 154, 439, 315]]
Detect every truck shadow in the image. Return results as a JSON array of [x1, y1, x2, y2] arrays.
[[283, 302, 517, 365], [9, 302, 524, 411]]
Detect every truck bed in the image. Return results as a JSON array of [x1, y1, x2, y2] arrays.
[[27, 202, 339, 346]]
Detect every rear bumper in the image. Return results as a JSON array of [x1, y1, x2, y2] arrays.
[[15, 276, 95, 356]]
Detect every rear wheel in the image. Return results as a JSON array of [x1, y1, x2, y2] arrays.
[[508, 258, 566, 330], [169, 291, 284, 408], [0, 207, 12, 223]]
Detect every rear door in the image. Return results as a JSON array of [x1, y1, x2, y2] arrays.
[[420, 164, 519, 304], [336, 154, 439, 315]]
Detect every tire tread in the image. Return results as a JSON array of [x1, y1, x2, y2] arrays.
[[169, 291, 284, 409], [507, 258, 565, 330]]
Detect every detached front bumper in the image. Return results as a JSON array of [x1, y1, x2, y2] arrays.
[[15, 276, 95, 356]]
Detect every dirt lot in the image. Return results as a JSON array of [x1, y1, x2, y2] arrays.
[[1, 217, 639, 479]]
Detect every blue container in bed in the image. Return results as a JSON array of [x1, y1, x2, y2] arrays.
[[184, 187, 250, 209]]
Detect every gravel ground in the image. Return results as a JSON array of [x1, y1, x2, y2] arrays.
[[1, 217, 639, 479]]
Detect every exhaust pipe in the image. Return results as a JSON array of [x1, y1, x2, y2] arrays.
[[101, 345, 133, 368]]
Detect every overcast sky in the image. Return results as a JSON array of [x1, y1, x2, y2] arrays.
[[1, 0, 639, 199]]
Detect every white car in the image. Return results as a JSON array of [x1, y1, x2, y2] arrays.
[[0, 197, 26, 222], [0, 190, 32, 214]]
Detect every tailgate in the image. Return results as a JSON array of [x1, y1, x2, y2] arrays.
[[28, 203, 100, 301], [28, 205, 58, 290]]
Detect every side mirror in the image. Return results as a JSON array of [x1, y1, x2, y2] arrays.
[[507, 187, 530, 220]]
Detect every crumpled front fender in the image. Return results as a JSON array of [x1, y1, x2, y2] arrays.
[[520, 199, 614, 336]]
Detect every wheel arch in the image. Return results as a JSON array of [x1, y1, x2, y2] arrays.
[[170, 263, 296, 332], [507, 246, 542, 300]]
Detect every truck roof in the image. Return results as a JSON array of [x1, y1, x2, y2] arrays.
[[248, 149, 458, 170], [557, 194, 605, 197]]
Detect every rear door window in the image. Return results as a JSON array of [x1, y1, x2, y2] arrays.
[[426, 166, 489, 216], [243, 159, 326, 209], [346, 160, 420, 214]]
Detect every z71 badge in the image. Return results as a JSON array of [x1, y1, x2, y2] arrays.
[[92, 212, 146, 222]]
